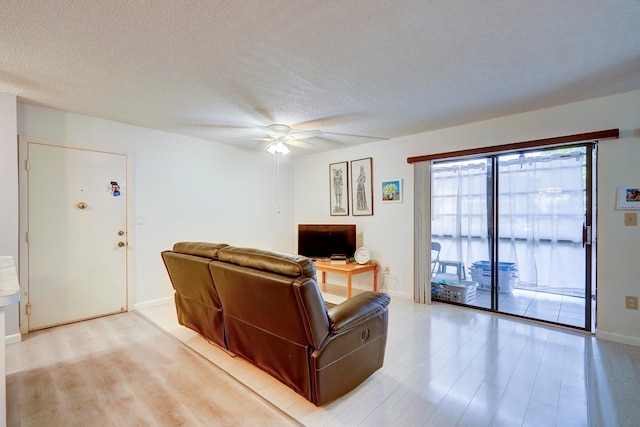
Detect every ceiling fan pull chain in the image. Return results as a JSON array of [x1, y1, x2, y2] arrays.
[[274, 152, 281, 214]]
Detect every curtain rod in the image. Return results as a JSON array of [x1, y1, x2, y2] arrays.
[[407, 128, 619, 164]]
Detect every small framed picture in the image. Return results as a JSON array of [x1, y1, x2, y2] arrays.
[[381, 179, 402, 203], [351, 158, 373, 216], [329, 162, 349, 216], [617, 186, 640, 210]]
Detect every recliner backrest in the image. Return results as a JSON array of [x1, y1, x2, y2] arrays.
[[161, 242, 229, 347], [216, 246, 316, 278], [210, 246, 331, 399], [163, 242, 229, 308], [213, 246, 330, 347]]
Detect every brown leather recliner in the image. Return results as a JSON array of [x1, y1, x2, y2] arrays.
[[161, 242, 390, 406], [161, 242, 229, 348]]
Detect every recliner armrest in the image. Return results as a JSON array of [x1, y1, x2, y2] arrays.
[[327, 292, 390, 334]]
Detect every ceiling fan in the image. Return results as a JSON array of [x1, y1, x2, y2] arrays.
[[254, 124, 321, 155], [246, 124, 388, 155]]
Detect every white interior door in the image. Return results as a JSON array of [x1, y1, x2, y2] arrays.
[[27, 142, 127, 330]]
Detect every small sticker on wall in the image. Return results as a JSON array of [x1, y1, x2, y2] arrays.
[[110, 181, 121, 196]]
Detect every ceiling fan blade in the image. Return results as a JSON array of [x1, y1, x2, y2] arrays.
[[319, 131, 389, 140], [289, 129, 323, 140], [239, 136, 275, 141], [256, 125, 280, 138], [301, 136, 346, 149], [286, 139, 320, 150]]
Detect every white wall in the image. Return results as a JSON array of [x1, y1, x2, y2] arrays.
[[0, 93, 20, 338], [7, 92, 640, 345], [17, 104, 295, 309], [294, 144, 416, 299], [294, 90, 640, 346]]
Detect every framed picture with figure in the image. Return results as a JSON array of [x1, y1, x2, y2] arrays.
[[351, 157, 373, 216], [329, 162, 349, 216]]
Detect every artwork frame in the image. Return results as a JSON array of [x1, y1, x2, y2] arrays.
[[617, 186, 640, 210], [381, 179, 402, 203], [351, 157, 373, 216], [329, 162, 349, 216]]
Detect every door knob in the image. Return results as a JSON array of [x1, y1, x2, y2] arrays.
[[118, 242, 126, 247], [77, 202, 87, 209]]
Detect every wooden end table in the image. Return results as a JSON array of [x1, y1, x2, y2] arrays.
[[313, 260, 378, 298]]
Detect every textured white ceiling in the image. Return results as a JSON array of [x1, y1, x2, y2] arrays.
[[2, 1, 640, 155]]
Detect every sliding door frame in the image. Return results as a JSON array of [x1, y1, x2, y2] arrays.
[[410, 129, 618, 332], [585, 143, 595, 331]]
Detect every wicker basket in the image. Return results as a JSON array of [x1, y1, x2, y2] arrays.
[[431, 281, 477, 304]]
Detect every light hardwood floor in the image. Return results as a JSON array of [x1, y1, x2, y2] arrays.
[[139, 291, 640, 427], [6, 311, 300, 427]]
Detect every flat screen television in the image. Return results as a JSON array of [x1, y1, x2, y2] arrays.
[[297, 224, 357, 260]]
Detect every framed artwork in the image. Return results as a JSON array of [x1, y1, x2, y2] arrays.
[[351, 157, 373, 216], [617, 186, 640, 210], [381, 179, 402, 203], [329, 162, 349, 216]]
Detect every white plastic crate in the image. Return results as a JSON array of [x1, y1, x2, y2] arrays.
[[470, 261, 517, 293], [431, 281, 477, 304]]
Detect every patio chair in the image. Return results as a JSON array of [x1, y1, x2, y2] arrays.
[[431, 241, 441, 277]]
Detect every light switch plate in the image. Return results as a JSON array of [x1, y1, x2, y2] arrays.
[[624, 212, 638, 226]]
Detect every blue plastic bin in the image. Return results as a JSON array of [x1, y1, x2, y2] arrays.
[[470, 261, 517, 293]]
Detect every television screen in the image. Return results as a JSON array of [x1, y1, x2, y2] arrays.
[[297, 224, 356, 260]]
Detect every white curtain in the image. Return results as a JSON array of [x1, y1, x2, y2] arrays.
[[498, 151, 586, 292], [431, 161, 491, 274], [431, 149, 586, 294], [414, 161, 431, 303]]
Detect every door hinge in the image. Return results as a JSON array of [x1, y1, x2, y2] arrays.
[[24, 160, 30, 171], [26, 303, 32, 315], [25, 231, 29, 244]]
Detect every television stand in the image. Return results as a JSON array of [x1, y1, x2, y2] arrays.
[[313, 260, 377, 299]]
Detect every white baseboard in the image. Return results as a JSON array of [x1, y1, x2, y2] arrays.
[[5, 333, 21, 345], [133, 296, 173, 311], [4, 299, 175, 343], [384, 289, 413, 300], [596, 331, 640, 347]]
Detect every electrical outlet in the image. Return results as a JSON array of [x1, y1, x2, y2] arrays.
[[624, 212, 638, 226], [383, 266, 390, 274], [626, 295, 638, 310]]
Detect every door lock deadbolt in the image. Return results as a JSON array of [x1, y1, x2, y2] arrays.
[[118, 231, 125, 236]]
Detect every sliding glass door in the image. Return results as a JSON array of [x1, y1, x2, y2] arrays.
[[431, 156, 493, 310], [431, 145, 595, 331]]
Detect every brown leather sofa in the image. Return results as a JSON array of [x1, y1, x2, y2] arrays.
[[161, 242, 390, 406]]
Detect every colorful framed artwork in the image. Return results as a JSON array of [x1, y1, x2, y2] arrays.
[[351, 157, 373, 216], [329, 162, 349, 216], [381, 179, 402, 203], [617, 186, 640, 210]]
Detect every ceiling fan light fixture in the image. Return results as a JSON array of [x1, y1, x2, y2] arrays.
[[267, 140, 290, 155]]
